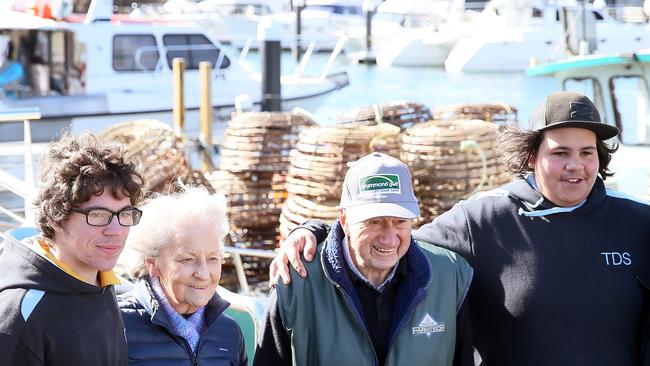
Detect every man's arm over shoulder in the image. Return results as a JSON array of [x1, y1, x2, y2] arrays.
[[300, 220, 330, 243], [271, 221, 328, 284], [413, 203, 475, 264], [253, 290, 292, 366]]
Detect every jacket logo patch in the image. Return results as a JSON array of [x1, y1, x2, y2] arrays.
[[412, 313, 445, 336]]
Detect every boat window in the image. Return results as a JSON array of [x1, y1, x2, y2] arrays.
[[113, 35, 159, 72], [401, 14, 440, 28], [228, 4, 271, 16], [609, 76, 650, 145], [372, 12, 403, 24], [162, 34, 230, 70], [563, 77, 605, 114], [306, 5, 362, 15]]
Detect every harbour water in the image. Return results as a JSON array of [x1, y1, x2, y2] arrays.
[[246, 50, 559, 127], [0, 50, 559, 143]]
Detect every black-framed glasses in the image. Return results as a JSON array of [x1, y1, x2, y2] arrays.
[[70, 207, 143, 227]]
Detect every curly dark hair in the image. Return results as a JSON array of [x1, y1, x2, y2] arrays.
[[33, 133, 144, 239], [498, 126, 618, 180]]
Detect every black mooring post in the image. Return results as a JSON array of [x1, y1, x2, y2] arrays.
[[261, 39, 282, 112], [355, 0, 377, 64], [365, 9, 373, 53], [294, 5, 304, 63]]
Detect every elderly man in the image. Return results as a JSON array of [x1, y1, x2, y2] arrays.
[[272, 91, 650, 365], [253, 152, 474, 366], [0, 133, 144, 365]]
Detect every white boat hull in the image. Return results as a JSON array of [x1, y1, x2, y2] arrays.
[[0, 79, 345, 142], [375, 33, 457, 67], [446, 21, 650, 73], [445, 25, 563, 72]]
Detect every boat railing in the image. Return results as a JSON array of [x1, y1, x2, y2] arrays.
[[133, 44, 230, 73], [238, 37, 255, 62], [232, 32, 347, 64], [0, 108, 40, 242], [131, 35, 347, 88], [132, 33, 343, 73], [225, 32, 344, 47], [319, 35, 347, 80], [541, 8, 598, 63]]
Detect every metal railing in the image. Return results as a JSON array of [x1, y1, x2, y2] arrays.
[[133, 44, 230, 73], [0, 108, 40, 245], [0, 108, 40, 221], [130, 34, 347, 83], [224, 247, 277, 295]]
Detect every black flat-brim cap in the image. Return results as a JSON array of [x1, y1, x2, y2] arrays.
[[529, 91, 619, 140]]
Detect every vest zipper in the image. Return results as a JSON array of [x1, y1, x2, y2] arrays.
[[179, 337, 198, 365], [384, 286, 428, 364], [152, 318, 200, 365], [335, 284, 380, 366]]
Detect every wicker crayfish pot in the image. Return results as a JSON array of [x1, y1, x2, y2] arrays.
[[279, 123, 401, 240], [401, 119, 512, 226]]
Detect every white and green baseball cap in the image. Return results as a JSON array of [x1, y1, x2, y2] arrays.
[[340, 152, 420, 224]]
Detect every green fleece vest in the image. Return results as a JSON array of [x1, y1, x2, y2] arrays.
[[275, 241, 473, 366]]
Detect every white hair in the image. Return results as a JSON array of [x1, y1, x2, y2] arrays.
[[118, 186, 229, 280]]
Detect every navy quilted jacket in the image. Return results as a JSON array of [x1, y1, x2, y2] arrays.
[[119, 278, 248, 366]]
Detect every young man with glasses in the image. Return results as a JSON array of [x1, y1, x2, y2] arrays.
[[0, 133, 144, 366]]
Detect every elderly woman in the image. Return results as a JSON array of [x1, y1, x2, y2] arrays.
[[118, 187, 247, 366]]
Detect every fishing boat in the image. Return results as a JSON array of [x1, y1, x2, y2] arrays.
[[0, 5, 348, 141], [527, 50, 650, 197]]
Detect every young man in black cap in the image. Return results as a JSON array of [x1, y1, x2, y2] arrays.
[[271, 91, 650, 365]]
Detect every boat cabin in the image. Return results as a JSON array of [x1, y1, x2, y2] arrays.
[[0, 11, 233, 102]]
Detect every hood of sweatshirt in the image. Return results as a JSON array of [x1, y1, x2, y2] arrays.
[[501, 176, 607, 217], [0, 228, 108, 296]]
